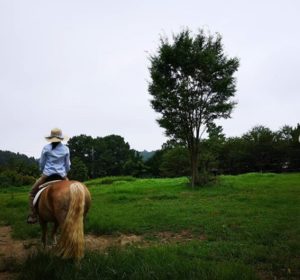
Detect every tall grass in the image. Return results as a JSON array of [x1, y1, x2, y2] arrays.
[[18, 245, 258, 280]]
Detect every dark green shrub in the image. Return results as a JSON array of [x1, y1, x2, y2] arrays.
[[0, 170, 35, 187]]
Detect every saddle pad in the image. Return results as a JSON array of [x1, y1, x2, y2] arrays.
[[33, 180, 62, 207], [38, 180, 62, 189], [33, 187, 49, 207]]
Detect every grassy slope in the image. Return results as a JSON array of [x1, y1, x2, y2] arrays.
[[0, 173, 299, 279]]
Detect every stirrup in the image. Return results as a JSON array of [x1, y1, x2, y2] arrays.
[[27, 215, 38, 224]]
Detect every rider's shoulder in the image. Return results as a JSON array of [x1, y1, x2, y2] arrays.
[[42, 143, 52, 151], [61, 143, 70, 152]]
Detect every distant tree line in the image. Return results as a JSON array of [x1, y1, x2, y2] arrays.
[[0, 124, 299, 187], [0, 135, 147, 186], [67, 134, 147, 181], [0, 151, 39, 187], [146, 124, 300, 177]]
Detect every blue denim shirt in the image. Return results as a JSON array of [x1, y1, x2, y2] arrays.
[[39, 143, 71, 177]]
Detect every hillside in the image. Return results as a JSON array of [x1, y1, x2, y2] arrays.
[[139, 150, 156, 161]]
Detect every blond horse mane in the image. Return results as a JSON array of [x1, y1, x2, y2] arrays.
[[55, 182, 85, 260]]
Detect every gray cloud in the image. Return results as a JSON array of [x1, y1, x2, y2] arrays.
[[0, 0, 299, 157]]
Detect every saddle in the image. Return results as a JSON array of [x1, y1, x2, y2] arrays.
[[33, 178, 63, 207]]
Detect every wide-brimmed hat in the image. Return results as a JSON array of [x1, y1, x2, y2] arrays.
[[45, 128, 69, 142]]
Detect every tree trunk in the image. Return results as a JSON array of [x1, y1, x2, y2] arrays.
[[189, 145, 199, 188]]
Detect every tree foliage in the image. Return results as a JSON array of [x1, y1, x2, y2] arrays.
[[146, 123, 300, 178], [67, 134, 146, 179], [149, 29, 239, 187], [0, 150, 38, 187], [160, 146, 190, 177], [68, 157, 89, 181]]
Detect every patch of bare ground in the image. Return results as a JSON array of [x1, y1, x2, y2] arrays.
[[85, 234, 143, 251], [153, 230, 206, 244], [85, 230, 206, 251], [0, 226, 38, 280], [0, 226, 205, 279]]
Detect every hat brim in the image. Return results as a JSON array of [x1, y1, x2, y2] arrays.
[[45, 135, 69, 142]]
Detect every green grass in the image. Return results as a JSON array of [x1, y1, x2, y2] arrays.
[[17, 246, 258, 280], [0, 173, 299, 279]]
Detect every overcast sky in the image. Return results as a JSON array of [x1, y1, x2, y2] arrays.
[[0, 0, 299, 158]]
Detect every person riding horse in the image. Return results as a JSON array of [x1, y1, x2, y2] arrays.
[[27, 128, 71, 224]]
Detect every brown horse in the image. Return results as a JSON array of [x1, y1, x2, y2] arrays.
[[36, 180, 91, 261]]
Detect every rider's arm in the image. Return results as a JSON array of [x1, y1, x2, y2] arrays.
[[65, 148, 71, 173], [39, 147, 47, 172]]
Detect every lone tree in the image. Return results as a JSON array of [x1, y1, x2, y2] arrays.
[[148, 29, 239, 187]]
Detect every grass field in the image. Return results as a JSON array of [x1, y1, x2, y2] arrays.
[[0, 173, 299, 279]]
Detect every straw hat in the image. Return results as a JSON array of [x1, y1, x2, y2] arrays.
[[45, 128, 69, 142]]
